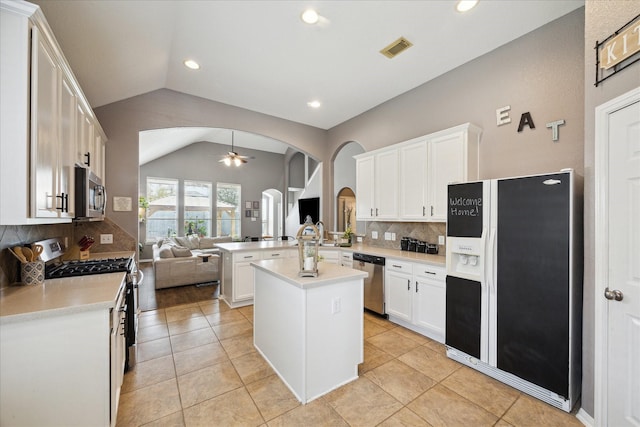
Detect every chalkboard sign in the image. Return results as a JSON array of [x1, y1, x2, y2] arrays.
[[447, 182, 484, 238]]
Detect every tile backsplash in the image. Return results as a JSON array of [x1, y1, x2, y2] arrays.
[[0, 218, 135, 288], [362, 221, 446, 254]]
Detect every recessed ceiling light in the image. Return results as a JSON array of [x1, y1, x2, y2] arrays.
[[456, 0, 479, 12], [183, 59, 200, 70], [307, 100, 321, 108], [301, 9, 319, 24]]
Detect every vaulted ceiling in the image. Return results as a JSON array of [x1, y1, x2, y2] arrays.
[[33, 0, 583, 131]]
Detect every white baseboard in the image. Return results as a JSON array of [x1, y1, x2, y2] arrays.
[[576, 408, 594, 427]]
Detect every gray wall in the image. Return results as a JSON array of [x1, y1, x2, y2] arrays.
[[322, 6, 594, 414], [582, 0, 640, 418], [94, 89, 327, 245], [140, 140, 286, 241]]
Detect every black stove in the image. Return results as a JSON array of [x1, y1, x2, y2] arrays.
[[45, 257, 133, 279]]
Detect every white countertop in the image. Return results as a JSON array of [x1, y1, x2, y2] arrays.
[[216, 241, 445, 267], [252, 259, 368, 290], [0, 251, 135, 324]]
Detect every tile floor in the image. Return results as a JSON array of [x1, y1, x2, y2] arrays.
[[117, 299, 583, 426]]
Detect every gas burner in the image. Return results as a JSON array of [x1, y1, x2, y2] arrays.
[[45, 257, 133, 279]]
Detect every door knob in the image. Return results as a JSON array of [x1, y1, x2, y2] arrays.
[[604, 287, 623, 301]]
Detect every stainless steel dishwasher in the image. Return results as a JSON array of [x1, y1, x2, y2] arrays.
[[353, 253, 386, 316]]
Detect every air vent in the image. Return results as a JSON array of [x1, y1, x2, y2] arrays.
[[380, 37, 413, 58]]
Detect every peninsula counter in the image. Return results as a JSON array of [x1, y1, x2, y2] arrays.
[[251, 259, 367, 404]]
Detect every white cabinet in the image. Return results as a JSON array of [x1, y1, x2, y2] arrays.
[[385, 260, 413, 322], [385, 258, 446, 342], [355, 155, 375, 220], [398, 124, 481, 221], [427, 125, 480, 221], [0, 2, 106, 224], [355, 148, 398, 220], [319, 248, 340, 265], [340, 251, 353, 268], [233, 251, 262, 302], [221, 247, 297, 308], [31, 28, 61, 218], [413, 264, 446, 341], [356, 123, 481, 223], [398, 140, 428, 219]]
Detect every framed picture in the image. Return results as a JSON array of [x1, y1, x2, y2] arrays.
[[245, 201, 252, 209], [245, 209, 252, 217], [252, 210, 260, 218], [253, 201, 260, 209]]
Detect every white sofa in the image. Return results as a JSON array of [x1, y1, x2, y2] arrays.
[[152, 236, 232, 289]]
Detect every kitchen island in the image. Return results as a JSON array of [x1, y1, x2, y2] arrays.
[[252, 259, 367, 404]]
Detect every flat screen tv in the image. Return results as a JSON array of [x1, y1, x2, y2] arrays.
[[298, 197, 320, 224]]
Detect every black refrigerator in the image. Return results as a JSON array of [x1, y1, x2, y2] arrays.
[[445, 169, 582, 412]]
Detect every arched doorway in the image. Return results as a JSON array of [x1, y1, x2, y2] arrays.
[[337, 187, 356, 233]]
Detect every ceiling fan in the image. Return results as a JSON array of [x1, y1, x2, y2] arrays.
[[219, 131, 249, 166]]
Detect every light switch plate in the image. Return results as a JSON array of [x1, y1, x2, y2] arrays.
[[100, 234, 113, 244], [438, 235, 445, 245], [372, 231, 378, 239]]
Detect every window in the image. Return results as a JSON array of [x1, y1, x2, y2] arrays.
[[216, 183, 241, 238], [262, 192, 273, 237], [146, 177, 179, 241], [184, 180, 212, 237]]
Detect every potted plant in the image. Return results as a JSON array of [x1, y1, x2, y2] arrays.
[[341, 227, 354, 246], [138, 196, 149, 222]]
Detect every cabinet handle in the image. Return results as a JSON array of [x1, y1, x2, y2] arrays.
[[407, 279, 410, 291], [64, 193, 69, 213], [370, 208, 373, 217], [376, 208, 379, 216], [392, 264, 402, 269], [244, 255, 253, 259], [56, 194, 64, 211], [84, 152, 91, 167], [271, 253, 280, 257], [430, 206, 434, 216], [423, 206, 426, 216], [424, 271, 436, 275], [416, 281, 419, 293]]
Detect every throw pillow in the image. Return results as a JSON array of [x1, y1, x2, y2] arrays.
[[174, 236, 191, 248], [199, 237, 215, 249], [171, 245, 192, 257], [188, 235, 200, 249], [158, 244, 175, 258]]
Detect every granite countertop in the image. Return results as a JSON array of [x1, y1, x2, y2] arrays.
[[252, 259, 368, 290], [0, 251, 135, 324], [216, 241, 445, 267]]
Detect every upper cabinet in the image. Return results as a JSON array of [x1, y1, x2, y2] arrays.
[[355, 148, 398, 220], [356, 123, 481, 222], [0, 0, 106, 225]]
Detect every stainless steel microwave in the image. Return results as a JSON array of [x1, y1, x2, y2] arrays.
[[74, 166, 106, 220]]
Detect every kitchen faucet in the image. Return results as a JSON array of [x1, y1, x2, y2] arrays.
[[315, 221, 325, 244]]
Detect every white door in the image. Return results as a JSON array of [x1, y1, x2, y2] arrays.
[[595, 88, 640, 427]]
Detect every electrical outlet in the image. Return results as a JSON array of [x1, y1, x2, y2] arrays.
[[357, 236, 363, 243], [384, 232, 391, 240], [372, 231, 378, 239], [100, 234, 113, 244], [391, 233, 396, 240], [438, 235, 445, 245]]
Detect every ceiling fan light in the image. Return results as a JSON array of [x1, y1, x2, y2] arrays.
[[233, 157, 242, 167], [223, 157, 231, 166]]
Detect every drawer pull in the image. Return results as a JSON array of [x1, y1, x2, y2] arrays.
[[424, 271, 436, 275], [244, 255, 254, 259], [392, 264, 402, 269]]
